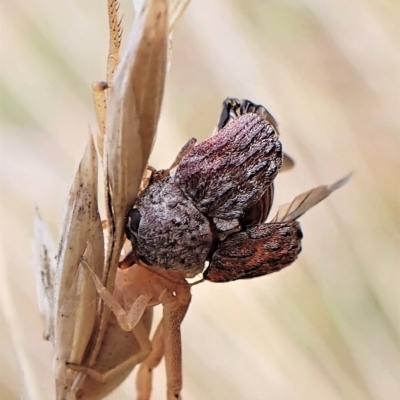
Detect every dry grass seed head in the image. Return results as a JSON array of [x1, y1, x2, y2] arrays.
[[33, 0, 192, 398]]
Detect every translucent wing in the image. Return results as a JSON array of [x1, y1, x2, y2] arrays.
[[271, 174, 351, 223], [204, 222, 302, 282]]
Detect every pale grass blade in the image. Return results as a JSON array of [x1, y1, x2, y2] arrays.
[[53, 135, 104, 398], [104, 0, 169, 290], [33, 209, 57, 343]]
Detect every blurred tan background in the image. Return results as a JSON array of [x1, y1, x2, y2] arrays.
[[0, 0, 399, 399]]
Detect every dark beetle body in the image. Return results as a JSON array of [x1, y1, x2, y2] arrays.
[[216, 98, 294, 227], [126, 102, 303, 282], [203, 222, 302, 282], [127, 175, 212, 275], [175, 113, 282, 229]]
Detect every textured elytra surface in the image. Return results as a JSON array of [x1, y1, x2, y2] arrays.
[[204, 222, 302, 282], [175, 113, 282, 221], [127, 175, 213, 275], [216, 98, 295, 171]]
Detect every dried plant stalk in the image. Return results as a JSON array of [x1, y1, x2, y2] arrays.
[[104, 0, 168, 276], [33, 0, 191, 399], [33, 209, 57, 342], [53, 135, 104, 398], [99, 0, 169, 363], [93, 0, 123, 157]]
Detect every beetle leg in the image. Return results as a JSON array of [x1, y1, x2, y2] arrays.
[[136, 319, 165, 400], [67, 321, 151, 383], [168, 138, 197, 171]]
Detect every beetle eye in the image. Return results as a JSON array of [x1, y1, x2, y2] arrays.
[[128, 209, 141, 234]]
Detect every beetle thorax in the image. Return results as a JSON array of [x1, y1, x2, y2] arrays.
[[126, 176, 212, 275]]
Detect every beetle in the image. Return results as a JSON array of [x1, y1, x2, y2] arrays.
[[125, 100, 348, 285], [126, 105, 299, 280]]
